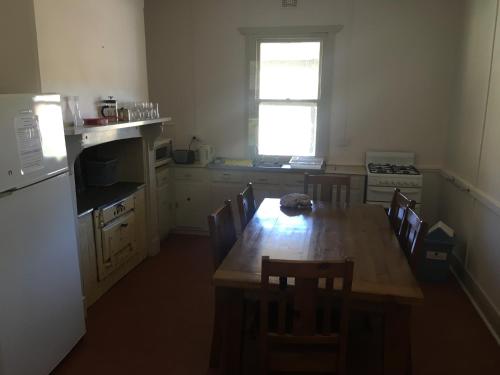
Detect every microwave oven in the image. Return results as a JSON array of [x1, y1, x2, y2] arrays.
[[154, 138, 173, 167]]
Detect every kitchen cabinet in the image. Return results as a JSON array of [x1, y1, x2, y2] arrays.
[[158, 184, 173, 239], [170, 165, 366, 233], [174, 181, 210, 231], [77, 188, 147, 309], [248, 171, 283, 206], [156, 165, 174, 240], [77, 211, 99, 309], [252, 184, 285, 206], [172, 166, 210, 231]]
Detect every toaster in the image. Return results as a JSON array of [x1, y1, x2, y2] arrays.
[[173, 149, 195, 164]]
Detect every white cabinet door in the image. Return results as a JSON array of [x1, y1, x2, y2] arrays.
[[174, 181, 210, 230], [157, 183, 173, 239]]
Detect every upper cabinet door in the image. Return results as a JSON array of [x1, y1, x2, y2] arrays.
[[0, 94, 68, 193]]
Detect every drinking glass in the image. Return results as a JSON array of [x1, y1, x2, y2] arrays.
[[72, 96, 83, 127], [153, 103, 160, 119], [133, 102, 142, 121]]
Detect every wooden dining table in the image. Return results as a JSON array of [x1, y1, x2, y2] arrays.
[[210, 198, 424, 375]]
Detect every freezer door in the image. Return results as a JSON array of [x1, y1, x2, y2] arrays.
[[0, 172, 85, 375], [0, 94, 68, 193]]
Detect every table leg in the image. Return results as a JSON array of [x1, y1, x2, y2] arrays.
[[384, 304, 412, 375], [209, 288, 244, 375]]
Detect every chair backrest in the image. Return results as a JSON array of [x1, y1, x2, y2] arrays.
[[388, 188, 416, 235], [260, 256, 354, 375], [207, 200, 237, 270], [304, 173, 351, 204], [399, 208, 428, 272], [237, 182, 257, 232]]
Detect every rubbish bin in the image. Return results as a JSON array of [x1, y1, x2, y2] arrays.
[[417, 221, 455, 282]]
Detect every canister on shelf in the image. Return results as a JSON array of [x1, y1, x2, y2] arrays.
[[98, 96, 118, 122]]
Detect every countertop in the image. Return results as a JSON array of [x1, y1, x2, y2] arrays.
[[172, 160, 367, 176]]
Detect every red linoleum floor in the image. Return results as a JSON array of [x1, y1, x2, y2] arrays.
[[53, 234, 500, 375]]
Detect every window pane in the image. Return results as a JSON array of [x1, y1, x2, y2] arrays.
[[259, 42, 321, 100], [258, 103, 317, 156]]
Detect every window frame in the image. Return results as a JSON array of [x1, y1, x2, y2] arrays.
[[240, 26, 342, 160]]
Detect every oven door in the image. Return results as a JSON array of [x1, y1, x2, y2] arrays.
[[366, 186, 421, 203], [97, 211, 137, 280]]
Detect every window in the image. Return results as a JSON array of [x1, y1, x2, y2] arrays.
[[257, 41, 321, 156], [241, 26, 341, 159]]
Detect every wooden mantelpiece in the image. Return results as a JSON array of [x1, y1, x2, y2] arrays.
[[65, 117, 172, 258]]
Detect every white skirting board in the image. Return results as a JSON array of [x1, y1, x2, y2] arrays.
[[449, 254, 500, 346]]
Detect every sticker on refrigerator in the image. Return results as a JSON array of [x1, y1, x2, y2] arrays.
[[14, 113, 44, 174]]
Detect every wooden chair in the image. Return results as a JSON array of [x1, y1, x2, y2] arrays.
[[237, 182, 257, 232], [207, 200, 237, 270], [304, 173, 351, 204], [399, 208, 428, 272], [388, 188, 416, 236], [260, 256, 354, 375]]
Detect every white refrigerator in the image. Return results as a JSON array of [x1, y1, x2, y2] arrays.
[[0, 94, 85, 375]]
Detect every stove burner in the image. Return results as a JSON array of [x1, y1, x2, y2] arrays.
[[368, 163, 420, 175]]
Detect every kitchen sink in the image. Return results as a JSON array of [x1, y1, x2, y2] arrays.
[[254, 161, 283, 168]]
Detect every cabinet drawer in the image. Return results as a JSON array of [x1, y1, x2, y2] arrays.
[[100, 194, 135, 224], [283, 173, 307, 187], [211, 170, 243, 183], [174, 168, 207, 181], [249, 172, 281, 185]]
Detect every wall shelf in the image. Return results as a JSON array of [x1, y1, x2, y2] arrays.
[[64, 117, 173, 136]]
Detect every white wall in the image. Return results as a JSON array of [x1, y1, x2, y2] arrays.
[[145, 0, 461, 168], [442, 0, 500, 338], [446, 0, 496, 183], [477, 4, 500, 204], [34, 0, 149, 118], [0, 0, 41, 93]]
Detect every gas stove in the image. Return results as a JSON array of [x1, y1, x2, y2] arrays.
[[366, 152, 423, 188], [365, 152, 423, 209], [367, 163, 420, 175]]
